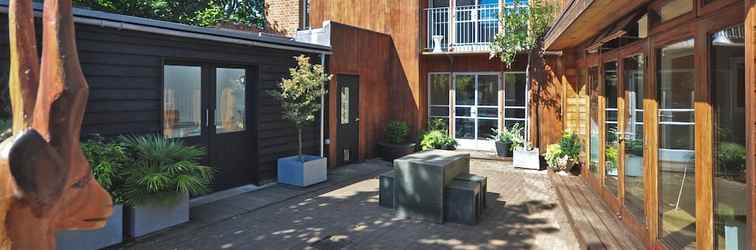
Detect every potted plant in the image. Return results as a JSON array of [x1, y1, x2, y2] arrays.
[[513, 143, 540, 170], [268, 55, 331, 187], [56, 136, 128, 250], [378, 121, 416, 160], [419, 129, 457, 151], [491, 123, 524, 157], [120, 135, 214, 238], [544, 131, 582, 173]]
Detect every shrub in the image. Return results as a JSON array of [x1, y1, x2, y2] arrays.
[[428, 118, 448, 131], [606, 147, 619, 172], [626, 138, 644, 156], [558, 131, 581, 160], [81, 135, 129, 204], [543, 144, 563, 169], [119, 134, 214, 206], [0, 118, 10, 141], [544, 131, 583, 172], [717, 142, 746, 174], [384, 120, 410, 144], [420, 130, 457, 151], [491, 123, 525, 149]]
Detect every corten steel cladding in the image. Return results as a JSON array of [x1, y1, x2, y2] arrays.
[[0, 0, 113, 249]]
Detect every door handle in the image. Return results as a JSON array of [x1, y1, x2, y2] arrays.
[[205, 109, 209, 127], [355, 118, 360, 122]]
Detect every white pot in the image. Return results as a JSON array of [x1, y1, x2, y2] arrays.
[[432, 35, 444, 53], [514, 148, 540, 170]]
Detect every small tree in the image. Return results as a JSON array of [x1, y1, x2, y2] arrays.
[[268, 55, 331, 161], [490, 0, 556, 148]]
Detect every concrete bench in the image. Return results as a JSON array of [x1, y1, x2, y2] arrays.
[[454, 174, 488, 210], [444, 179, 481, 225], [394, 150, 470, 223], [379, 171, 395, 209]]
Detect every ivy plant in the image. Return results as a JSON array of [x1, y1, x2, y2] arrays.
[[268, 55, 331, 161]]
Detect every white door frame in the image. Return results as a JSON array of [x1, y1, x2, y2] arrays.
[[452, 72, 501, 151]]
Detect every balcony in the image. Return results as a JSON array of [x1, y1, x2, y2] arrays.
[[425, 4, 516, 54]]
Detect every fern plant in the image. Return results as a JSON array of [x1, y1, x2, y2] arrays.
[[81, 135, 130, 204], [119, 134, 214, 206]]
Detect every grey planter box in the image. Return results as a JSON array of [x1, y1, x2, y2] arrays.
[[56, 204, 124, 250], [277, 155, 328, 187], [394, 150, 470, 223], [126, 192, 189, 238]]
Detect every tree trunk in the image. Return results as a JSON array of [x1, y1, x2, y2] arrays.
[[298, 127, 303, 162]]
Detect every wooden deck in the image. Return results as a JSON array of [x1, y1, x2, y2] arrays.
[[550, 172, 645, 250]]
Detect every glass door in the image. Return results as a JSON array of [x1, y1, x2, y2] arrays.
[[454, 73, 499, 150], [604, 61, 620, 196], [623, 55, 646, 222]]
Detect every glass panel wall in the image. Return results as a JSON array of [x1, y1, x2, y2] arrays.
[[504, 73, 527, 136], [215, 68, 246, 134], [623, 55, 646, 221], [604, 61, 620, 195], [477, 75, 499, 140], [657, 38, 696, 249], [711, 24, 747, 250], [164, 65, 202, 138], [589, 67, 601, 176], [429, 74, 451, 129], [455, 75, 476, 139]]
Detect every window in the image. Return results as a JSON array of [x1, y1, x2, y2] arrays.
[[301, 0, 310, 30], [658, 0, 693, 22], [504, 73, 527, 136], [163, 65, 202, 138], [340, 86, 350, 125], [657, 38, 696, 249], [589, 67, 600, 176], [604, 61, 619, 195], [429, 74, 451, 130], [215, 68, 246, 134], [711, 24, 747, 250]]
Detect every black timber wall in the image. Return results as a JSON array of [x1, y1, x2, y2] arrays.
[[0, 14, 322, 183]]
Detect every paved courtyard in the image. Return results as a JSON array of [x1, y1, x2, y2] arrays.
[[113, 159, 579, 250]]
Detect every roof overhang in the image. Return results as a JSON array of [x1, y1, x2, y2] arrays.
[[544, 0, 651, 51]]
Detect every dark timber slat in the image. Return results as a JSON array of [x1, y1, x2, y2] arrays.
[[551, 172, 644, 250]]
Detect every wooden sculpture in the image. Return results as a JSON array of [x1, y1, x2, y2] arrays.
[[0, 0, 113, 249]]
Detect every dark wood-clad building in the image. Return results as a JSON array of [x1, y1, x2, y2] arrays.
[[0, 2, 331, 191]]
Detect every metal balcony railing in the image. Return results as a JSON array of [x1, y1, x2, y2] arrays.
[[426, 4, 516, 53]]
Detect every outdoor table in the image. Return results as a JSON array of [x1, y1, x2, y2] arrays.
[[393, 150, 470, 223]]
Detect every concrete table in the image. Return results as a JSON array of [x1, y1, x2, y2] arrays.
[[393, 150, 470, 223]]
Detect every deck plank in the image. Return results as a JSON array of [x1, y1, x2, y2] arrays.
[[550, 173, 606, 250]]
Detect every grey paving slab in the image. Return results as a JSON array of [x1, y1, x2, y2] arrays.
[[112, 159, 579, 250]]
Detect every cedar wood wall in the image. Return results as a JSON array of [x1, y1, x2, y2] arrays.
[[0, 15, 322, 183], [327, 22, 392, 165]]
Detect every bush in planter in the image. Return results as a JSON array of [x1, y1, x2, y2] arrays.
[[490, 123, 524, 157], [420, 130, 457, 151], [544, 131, 582, 172], [119, 134, 214, 237], [379, 121, 416, 160]]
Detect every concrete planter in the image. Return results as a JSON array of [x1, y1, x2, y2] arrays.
[[56, 204, 124, 250], [513, 148, 540, 170], [277, 155, 327, 187], [625, 155, 643, 177], [126, 192, 189, 238]]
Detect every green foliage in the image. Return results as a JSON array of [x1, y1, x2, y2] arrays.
[[119, 135, 214, 206], [268, 55, 331, 158], [384, 121, 410, 144], [606, 147, 618, 171], [717, 142, 746, 174], [0, 118, 10, 142], [81, 135, 130, 204], [544, 131, 582, 171], [559, 131, 582, 160], [428, 118, 448, 131], [626, 138, 644, 156], [489, 0, 556, 67], [491, 123, 525, 149], [72, 0, 265, 28], [543, 143, 563, 169], [420, 130, 457, 151]]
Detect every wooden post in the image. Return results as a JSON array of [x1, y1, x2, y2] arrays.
[[746, 1, 756, 249], [0, 0, 113, 249]]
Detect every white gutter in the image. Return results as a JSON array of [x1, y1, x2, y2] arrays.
[[320, 53, 326, 158], [0, 6, 332, 55]]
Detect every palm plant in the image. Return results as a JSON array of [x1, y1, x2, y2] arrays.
[[119, 134, 214, 206]]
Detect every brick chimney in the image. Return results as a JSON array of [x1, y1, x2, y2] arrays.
[[265, 0, 306, 37]]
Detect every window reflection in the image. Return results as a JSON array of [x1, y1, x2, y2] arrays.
[[164, 65, 202, 138], [604, 61, 619, 195], [215, 68, 246, 134], [589, 67, 600, 176], [712, 24, 747, 250], [624, 55, 645, 221]]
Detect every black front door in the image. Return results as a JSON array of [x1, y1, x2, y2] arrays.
[[336, 75, 359, 166], [163, 63, 255, 191]]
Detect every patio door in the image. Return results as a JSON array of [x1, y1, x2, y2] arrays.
[[337, 75, 359, 165], [163, 64, 255, 191], [454, 73, 499, 150]]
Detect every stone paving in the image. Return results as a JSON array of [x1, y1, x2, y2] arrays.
[[112, 159, 579, 250]]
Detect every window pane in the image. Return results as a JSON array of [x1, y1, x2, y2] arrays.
[[455, 75, 475, 105], [589, 67, 600, 176], [455, 118, 475, 139], [505, 73, 527, 107], [659, 0, 692, 22], [430, 106, 450, 117], [604, 62, 619, 195], [657, 38, 696, 249], [623, 55, 646, 221], [341, 86, 350, 124], [712, 24, 747, 250], [504, 108, 526, 119], [477, 75, 498, 106], [215, 68, 246, 134], [455, 107, 472, 117], [430, 74, 450, 105], [478, 107, 498, 118], [164, 65, 202, 138], [477, 119, 497, 140]]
